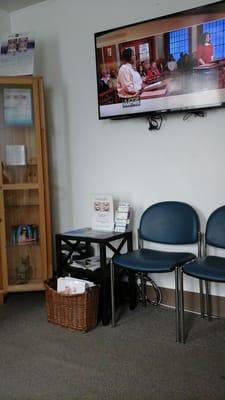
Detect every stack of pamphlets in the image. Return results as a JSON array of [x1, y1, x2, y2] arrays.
[[114, 202, 131, 233], [68, 256, 103, 271]]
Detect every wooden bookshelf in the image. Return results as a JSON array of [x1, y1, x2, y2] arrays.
[[0, 76, 52, 302]]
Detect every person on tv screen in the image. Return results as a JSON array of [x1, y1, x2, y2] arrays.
[[145, 61, 161, 81], [117, 48, 142, 98], [178, 53, 193, 72], [108, 69, 118, 89], [197, 32, 213, 65], [137, 63, 147, 80], [166, 54, 177, 72], [141, 61, 148, 75], [98, 69, 110, 93]]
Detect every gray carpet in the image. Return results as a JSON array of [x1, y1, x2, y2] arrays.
[[0, 292, 225, 400]]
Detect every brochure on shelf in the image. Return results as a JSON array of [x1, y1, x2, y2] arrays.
[[5, 145, 26, 165], [91, 193, 114, 231], [114, 202, 131, 233]]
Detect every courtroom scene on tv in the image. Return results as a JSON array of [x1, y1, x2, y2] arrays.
[[95, 2, 225, 111]]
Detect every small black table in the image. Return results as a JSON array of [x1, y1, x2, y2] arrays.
[[55, 228, 134, 325]]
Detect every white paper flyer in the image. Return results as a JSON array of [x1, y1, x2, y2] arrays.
[[0, 32, 35, 76]]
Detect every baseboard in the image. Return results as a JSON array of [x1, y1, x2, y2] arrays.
[[146, 286, 225, 318]]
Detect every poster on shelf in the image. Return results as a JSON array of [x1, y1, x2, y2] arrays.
[[91, 193, 114, 231], [11, 224, 38, 245], [3, 88, 33, 125], [0, 32, 35, 76]]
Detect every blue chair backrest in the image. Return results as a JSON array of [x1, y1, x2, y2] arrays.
[[139, 201, 200, 245], [206, 205, 225, 249]]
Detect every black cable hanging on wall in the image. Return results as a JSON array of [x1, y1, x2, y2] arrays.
[[183, 110, 206, 121], [147, 114, 163, 131], [145, 109, 206, 132]]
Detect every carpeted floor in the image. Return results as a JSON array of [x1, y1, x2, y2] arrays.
[[0, 292, 225, 400]]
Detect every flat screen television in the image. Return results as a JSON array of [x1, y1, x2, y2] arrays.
[[94, 1, 225, 119]]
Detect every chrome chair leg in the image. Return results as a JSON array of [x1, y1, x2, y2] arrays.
[[140, 272, 147, 306], [110, 260, 115, 327], [180, 268, 185, 343], [199, 279, 205, 318], [175, 266, 180, 342]]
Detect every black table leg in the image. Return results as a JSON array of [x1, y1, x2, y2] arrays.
[[127, 232, 137, 310], [100, 243, 110, 325], [128, 271, 137, 310], [55, 234, 62, 277]]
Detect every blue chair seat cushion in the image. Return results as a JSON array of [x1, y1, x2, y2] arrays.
[[183, 256, 225, 282], [113, 249, 196, 273]]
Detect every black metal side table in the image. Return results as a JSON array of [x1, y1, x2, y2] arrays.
[[55, 228, 134, 325]]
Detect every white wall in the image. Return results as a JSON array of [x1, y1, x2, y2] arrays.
[[0, 9, 10, 35], [10, 0, 225, 295]]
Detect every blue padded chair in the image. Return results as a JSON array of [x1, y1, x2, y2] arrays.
[[110, 201, 200, 342], [180, 205, 225, 343]]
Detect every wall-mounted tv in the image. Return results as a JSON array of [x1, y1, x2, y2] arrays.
[[94, 1, 225, 119]]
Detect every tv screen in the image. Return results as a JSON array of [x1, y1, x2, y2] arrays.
[[94, 1, 225, 119]]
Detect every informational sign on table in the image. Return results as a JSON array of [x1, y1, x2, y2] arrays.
[[91, 194, 114, 231]]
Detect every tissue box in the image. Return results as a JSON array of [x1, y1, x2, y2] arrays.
[[45, 278, 99, 332]]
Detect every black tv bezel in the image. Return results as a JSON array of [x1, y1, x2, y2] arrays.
[[94, 0, 225, 120]]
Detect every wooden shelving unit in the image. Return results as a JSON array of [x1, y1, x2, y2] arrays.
[[0, 76, 52, 303]]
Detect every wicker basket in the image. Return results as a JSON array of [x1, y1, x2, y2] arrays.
[[44, 279, 99, 332]]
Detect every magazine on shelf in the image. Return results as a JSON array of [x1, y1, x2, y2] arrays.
[[68, 256, 107, 271], [91, 193, 114, 231]]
